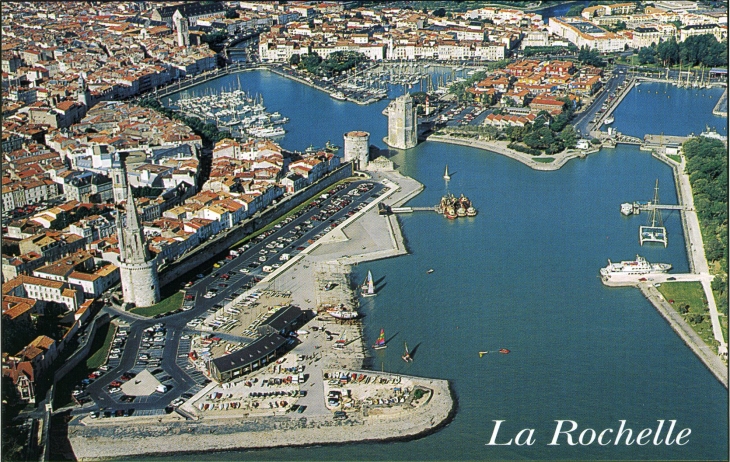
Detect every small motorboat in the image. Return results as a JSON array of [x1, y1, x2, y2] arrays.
[[426, 269, 434, 274], [479, 351, 488, 357], [499, 348, 510, 354]]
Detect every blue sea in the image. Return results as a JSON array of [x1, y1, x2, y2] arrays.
[[160, 68, 728, 461]]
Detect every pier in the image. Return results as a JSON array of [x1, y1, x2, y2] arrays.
[[712, 88, 728, 117], [389, 206, 438, 214], [638, 180, 668, 247]]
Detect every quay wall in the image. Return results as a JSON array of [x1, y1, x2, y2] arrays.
[[68, 375, 455, 461], [159, 163, 353, 287], [648, 151, 697, 274], [638, 284, 728, 387], [712, 88, 728, 117], [51, 313, 112, 389]]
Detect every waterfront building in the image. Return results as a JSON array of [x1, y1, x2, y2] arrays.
[[343, 131, 370, 170], [385, 94, 417, 150], [208, 306, 302, 382], [117, 179, 160, 308], [548, 17, 629, 52]]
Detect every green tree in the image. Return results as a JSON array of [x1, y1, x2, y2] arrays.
[[638, 46, 656, 65], [656, 37, 680, 66], [289, 54, 300, 66], [577, 46, 604, 67], [559, 125, 578, 149]]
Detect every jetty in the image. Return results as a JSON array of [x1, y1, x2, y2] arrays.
[[712, 88, 728, 117]]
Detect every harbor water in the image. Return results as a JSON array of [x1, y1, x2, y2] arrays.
[[161, 70, 727, 460], [611, 81, 727, 137]]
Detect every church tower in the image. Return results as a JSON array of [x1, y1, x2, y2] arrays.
[[110, 152, 127, 204], [117, 179, 160, 307], [77, 72, 91, 107], [173, 9, 190, 48]]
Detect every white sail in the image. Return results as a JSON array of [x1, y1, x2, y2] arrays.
[[444, 165, 451, 181], [362, 270, 376, 297]]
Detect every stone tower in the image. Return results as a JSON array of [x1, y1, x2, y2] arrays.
[[173, 9, 190, 48], [77, 72, 91, 107], [385, 93, 417, 149], [343, 131, 370, 170], [117, 180, 160, 307], [109, 152, 127, 204]]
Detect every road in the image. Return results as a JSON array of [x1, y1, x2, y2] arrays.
[[572, 65, 628, 138], [69, 180, 385, 418]]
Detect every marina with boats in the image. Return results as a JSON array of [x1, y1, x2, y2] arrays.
[[169, 77, 288, 139]]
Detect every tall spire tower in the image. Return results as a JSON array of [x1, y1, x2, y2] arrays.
[[117, 176, 160, 307]]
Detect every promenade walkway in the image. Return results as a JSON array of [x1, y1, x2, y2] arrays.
[[427, 134, 596, 171]]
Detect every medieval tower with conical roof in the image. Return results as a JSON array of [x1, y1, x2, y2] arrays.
[[117, 178, 160, 307]]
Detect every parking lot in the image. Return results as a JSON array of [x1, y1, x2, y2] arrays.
[[74, 180, 383, 419]]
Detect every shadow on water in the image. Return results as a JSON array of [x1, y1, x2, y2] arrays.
[[385, 332, 399, 345], [409, 342, 422, 359], [374, 282, 386, 293], [374, 276, 386, 286]]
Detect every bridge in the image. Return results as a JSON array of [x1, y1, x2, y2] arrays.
[[390, 206, 438, 214]]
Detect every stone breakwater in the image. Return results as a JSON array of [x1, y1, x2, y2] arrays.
[[68, 376, 454, 461], [427, 135, 594, 171], [67, 172, 457, 461]]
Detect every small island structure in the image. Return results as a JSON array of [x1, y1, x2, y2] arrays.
[[437, 193, 477, 219]]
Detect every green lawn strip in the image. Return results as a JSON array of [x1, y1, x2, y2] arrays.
[[533, 157, 555, 163], [53, 322, 114, 409], [130, 291, 184, 317], [657, 281, 717, 349], [667, 154, 681, 163], [231, 178, 354, 249], [86, 323, 116, 369]]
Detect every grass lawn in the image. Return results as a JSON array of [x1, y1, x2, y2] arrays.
[[130, 291, 184, 317], [657, 281, 717, 349], [86, 323, 116, 369], [534, 157, 555, 163], [667, 154, 682, 163]]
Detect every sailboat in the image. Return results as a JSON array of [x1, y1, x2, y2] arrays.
[[443, 165, 451, 181], [402, 342, 413, 362], [372, 329, 387, 350], [361, 270, 376, 297]]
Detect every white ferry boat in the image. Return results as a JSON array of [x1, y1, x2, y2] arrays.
[[620, 203, 634, 216], [600, 255, 671, 278], [248, 126, 285, 138]]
